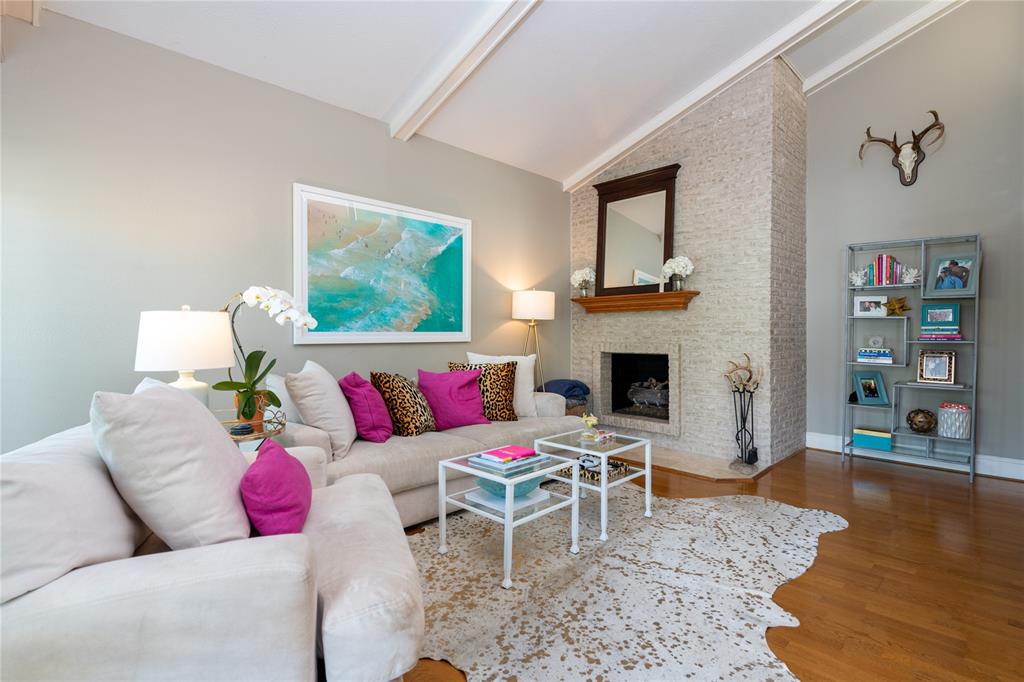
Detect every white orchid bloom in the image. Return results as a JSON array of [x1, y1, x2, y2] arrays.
[[261, 297, 290, 317], [242, 285, 272, 307], [302, 314, 318, 330], [275, 308, 303, 326]]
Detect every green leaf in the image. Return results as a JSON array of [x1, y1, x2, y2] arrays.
[[239, 392, 257, 420], [252, 358, 277, 388], [212, 381, 249, 392], [243, 350, 266, 384], [263, 390, 282, 408]]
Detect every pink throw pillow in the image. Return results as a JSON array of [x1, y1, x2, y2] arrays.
[[417, 369, 490, 431], [339, 372, 393, 443], [240, 440, 312, 535]]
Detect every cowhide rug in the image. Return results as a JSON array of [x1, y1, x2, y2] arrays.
[[407, 484, 847, 681]]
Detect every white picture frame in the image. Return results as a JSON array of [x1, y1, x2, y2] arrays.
[[293, 183, 471, 344], [853, 295, 888, 317]]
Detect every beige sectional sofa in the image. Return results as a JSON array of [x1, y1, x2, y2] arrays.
[[276, 389, 582, 527]]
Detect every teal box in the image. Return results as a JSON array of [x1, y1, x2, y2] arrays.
[[853, 432, 892, 451]]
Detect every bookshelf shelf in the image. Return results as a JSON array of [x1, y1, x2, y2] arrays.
[[841, 235, 980, 481]]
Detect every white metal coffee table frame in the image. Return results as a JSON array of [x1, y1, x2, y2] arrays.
[[534, 429, 652, 542], [438, 453, 580, 589]]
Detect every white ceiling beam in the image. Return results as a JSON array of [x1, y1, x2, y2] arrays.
[[803, 0, 968, 96], [561, 0, 860, 193], [389, 0, 539, 141]]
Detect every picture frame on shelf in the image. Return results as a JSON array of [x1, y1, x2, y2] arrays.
[[852, 370, 889, 406], [917, 350, 957, 384], [925, 253, 978, 297], [921, 303, 960, 326], [853, 295, 888, 317]]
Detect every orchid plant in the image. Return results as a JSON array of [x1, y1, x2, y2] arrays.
[[212, 286, 317, 420]]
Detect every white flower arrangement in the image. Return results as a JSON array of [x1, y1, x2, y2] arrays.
[[661, 256, 694, 280], [848, 268, 868, 287], [241, 286, 317, 329], [570, 267, 596, 289]]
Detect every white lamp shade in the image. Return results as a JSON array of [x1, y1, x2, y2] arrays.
[[512, 290, 555, 321], [134, 309, 236, 372]]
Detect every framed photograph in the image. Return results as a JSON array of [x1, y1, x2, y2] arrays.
[[632, 269, 661, 286], [921, 303, 960, 327], [925, 253, 978, 297], [917, 351, 956, 384], [853, 295, 888, 317], [853, 370, 889, 406], [292, 183, 471, 344]]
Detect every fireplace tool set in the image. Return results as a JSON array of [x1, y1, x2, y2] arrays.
[[725, 354, 762, 466]]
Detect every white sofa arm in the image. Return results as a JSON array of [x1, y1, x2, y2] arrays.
[[276, 422, 333, 457], [534, 391, 567, 417], [242, 445, 328, 489], [1, 535, 317, 682]]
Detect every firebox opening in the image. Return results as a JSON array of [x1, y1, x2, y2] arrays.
[[610, 353, 669, 422]]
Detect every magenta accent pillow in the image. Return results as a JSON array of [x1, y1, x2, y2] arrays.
[[417, 369, 490, 431], [240, 440, 312, 536], [338, 372, 393, 443]]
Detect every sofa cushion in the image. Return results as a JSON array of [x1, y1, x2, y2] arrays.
[[91, 381, 250, 551], [339, 372, 393, 443], [325, 432, 481, 492], [304, 474, 423, 681], [241, 441, 313, 536], [417, 369, 489, 431], [267, 373, 303, 425], [1, 425, 146, 604], [286, 361, 357, 460], [444, 416, 584, 450], [448, 361, 518, 422], [466, 352, 538, 417], [370, 372, 436, 437]]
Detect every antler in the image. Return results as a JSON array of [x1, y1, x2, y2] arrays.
[[912, 110, 944, 146], [859, 127, 899, 160]]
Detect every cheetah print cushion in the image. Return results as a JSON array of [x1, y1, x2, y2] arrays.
[[370, 372, 436, 437], [447, 361, 518, 422]]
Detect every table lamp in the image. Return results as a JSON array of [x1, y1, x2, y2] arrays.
[[134, 306, 236, 406], [512, 289, 555, 392]]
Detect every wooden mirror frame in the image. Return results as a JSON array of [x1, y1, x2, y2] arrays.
[[594, 163, 680, 296]]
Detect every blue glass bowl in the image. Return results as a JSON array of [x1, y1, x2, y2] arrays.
[[476, 476, 542, 499]]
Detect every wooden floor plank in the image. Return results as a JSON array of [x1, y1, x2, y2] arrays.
[[409, 449, 1024, 681]]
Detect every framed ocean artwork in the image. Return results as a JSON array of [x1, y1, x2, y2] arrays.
[[292, 183, 471, 344]]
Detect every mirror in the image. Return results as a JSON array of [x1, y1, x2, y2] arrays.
[[594, 164, 679, 296]]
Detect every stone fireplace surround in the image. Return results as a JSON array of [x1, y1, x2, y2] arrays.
[[594, 342, 681, 437]]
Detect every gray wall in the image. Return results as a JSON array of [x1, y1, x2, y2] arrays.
[[806, 0, 1024, 459], [1, 12, 571, 450]]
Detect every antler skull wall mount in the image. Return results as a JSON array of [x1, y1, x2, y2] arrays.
[[859, 110, 945, 186]]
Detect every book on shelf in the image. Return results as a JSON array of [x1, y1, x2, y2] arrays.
[[918, 335, 964, 341], [903, 381, 966, 388], [478, 445, 537, 462], [857, 357, 894, 364], [465, 488, 550, 513], [857, 347, 893, 364]]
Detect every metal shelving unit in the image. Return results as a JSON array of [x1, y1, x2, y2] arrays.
[[840, 235, 981, 481]]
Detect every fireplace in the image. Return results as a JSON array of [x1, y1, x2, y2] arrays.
[[610, 353, 670, 422]]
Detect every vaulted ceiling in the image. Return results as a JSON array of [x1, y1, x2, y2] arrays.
[[46, 0, 966, 190]]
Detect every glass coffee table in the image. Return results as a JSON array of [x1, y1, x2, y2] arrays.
[[438, 451, 580, 589], [534, 430, 652, 542]]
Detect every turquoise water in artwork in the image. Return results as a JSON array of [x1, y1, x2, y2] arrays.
[[306, 202, 464, 334]]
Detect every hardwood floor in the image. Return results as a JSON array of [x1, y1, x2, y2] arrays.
[[407, 450, 1024, 681]]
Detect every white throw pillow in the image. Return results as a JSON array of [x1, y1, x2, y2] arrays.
[[466, 353, 538, 417], [285, 361, 357, 459], [0, 425, 146, 604], [90, 381, 250, 550], [267, 373, 303, 425]]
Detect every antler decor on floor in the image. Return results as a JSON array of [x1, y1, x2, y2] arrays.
[[725, 353, 762, 466]]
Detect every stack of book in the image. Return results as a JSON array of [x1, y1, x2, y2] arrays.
[[865, 254, 906, 287], [468, 445, 547, 473], [857, 347, 894, 364], [920, 323, 962, 341]]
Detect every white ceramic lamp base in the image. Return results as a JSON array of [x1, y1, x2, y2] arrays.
[[168, 370, 210, 406]]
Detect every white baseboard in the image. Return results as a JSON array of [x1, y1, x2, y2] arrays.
[[805, 432, 1024, 481]]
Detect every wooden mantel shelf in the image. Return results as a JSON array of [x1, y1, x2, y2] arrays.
[[571, 290, 700, 313]]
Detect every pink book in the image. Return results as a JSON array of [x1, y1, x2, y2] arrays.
[[479, 445, 536, 462]]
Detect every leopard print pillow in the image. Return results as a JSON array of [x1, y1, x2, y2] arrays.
[[370, 372, 436, 437], [447, 361, 518, 422]]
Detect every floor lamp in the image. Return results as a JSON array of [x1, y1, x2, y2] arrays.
[[512, 290, 555, 392]]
